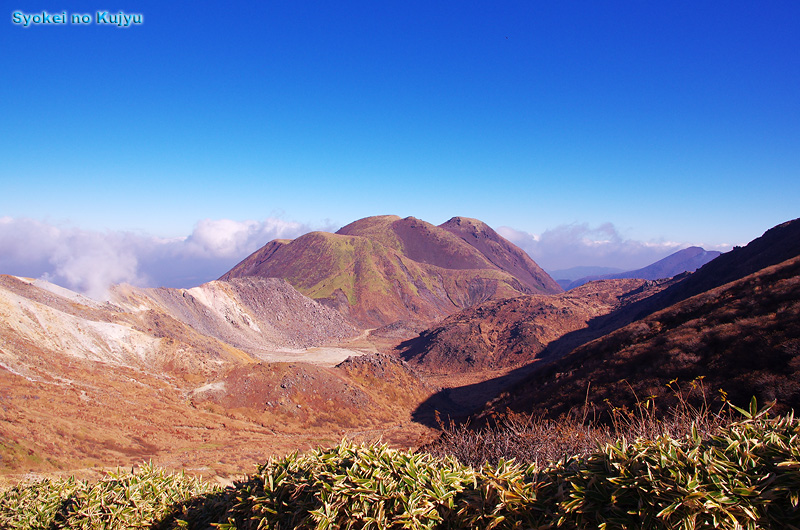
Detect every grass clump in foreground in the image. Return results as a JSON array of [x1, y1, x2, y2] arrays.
[[0, 463, 216, 529], [3, 400, 800, 529]]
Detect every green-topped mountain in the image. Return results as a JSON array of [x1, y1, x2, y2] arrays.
[[220, 215, 562, 327]]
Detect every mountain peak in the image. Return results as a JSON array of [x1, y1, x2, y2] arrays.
[[440, 216, 562, 295], [563, 246, 722, 289], [440, 216, 488, 232], [336, 215, 402, 234], [222, 215, 561, 327]]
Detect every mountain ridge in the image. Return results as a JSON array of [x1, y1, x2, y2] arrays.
[[396, 278, 668, 374], [4, 215, 799, 481], [221, 215, 561, 327], [477, 252, 800, 420]]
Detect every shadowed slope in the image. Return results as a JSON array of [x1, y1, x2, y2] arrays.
[[542, 218, 800, 350], [470, 219, 800, 419], [632, 218, 800, 316], [479, 253, 800, 419], [406, 218, 800, 423]]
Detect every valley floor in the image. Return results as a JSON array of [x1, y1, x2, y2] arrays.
[[0, 330, 441, 487]]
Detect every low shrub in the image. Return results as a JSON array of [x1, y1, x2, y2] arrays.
[[0, 475, 87, 529], [0, 462, 216, 529], [181, 442, 478, 529], [4, 401, 800, 529]]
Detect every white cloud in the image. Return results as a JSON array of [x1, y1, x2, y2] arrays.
[[45, 230, 146, 300], [497, 222, 719, 271], [0, 217, 734, 299], [182, 218, 302, 258], [0, 217, 313, 299]]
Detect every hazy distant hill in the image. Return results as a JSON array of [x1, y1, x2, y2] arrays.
[[611, 217, 800, 327], [562, 247, 721, 290], [550, 266, 624, 288], [221, 215, 562, 327]]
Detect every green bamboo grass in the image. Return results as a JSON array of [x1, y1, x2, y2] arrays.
[[0, 463, 215, 529], [3, 401, 800, 529]]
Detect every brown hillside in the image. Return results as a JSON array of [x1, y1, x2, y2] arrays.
[[605, 217, 800, 326], [0, 276, 436, 479], [479, 253, 800, 420], [221, 215, 561, 327], [397, 279, 667, 374], [190, 353, 435, 433], [223, 230, 460, 326], [337, 216, 490, 270], [489, 218, 800, 369], [440, 216, 562, 294]]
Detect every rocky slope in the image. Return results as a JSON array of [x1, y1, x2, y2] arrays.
[[0, 276, 434, 478], [397, 279, 671, 374], [0, 275, 238, 380], [220, 215, 561, 327], [110, 277, 358, 356]]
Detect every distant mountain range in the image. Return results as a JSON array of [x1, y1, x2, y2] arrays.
[[552, 246, 722, 290], [221, 215, 562, 327]]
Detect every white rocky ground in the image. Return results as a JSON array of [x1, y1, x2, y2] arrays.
[[0, 275, 365, 380]]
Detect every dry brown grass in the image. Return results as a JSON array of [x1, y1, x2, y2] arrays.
[[423, 379, 731, 467], [481, 254, 800, 421]]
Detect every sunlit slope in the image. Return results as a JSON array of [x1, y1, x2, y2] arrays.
[[399, 278, 664, 373], [221, 215, 561, 327], [0, 276, 434, 476]]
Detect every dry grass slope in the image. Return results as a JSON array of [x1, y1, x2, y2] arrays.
[[483, 254, 800, 420]]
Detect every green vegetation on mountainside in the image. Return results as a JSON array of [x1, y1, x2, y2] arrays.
[[285, 232, 528, 318], [335, 215, 406, 254], [298, 235, 400, 306], [0, 463, 214, 529], [221, 215, 563, 326]]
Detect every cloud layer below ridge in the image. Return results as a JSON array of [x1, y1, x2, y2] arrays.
[[0, 217, 314, 299], [0, 217, 732, 300], [497, 223, 731, 272]]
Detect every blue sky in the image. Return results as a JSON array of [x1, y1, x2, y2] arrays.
[[2, 1, 799, 293]]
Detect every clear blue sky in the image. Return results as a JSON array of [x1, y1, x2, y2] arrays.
[[2, 1, 799, 272]]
